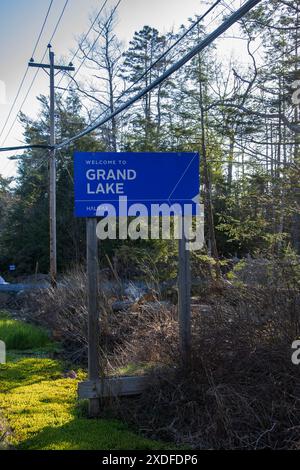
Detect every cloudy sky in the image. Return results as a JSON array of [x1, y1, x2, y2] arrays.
[[0, 0, 250, 178]]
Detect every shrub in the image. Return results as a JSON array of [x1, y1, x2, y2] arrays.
[[108, 285, 300, 450], [21, 264, 300, 449], [0, 317, 50, 350]]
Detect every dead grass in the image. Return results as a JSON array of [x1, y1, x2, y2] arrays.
[[111, 285, 300, 449], [22, 267, 300, 449]]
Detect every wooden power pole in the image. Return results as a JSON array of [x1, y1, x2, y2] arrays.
[[28, 45, 74, 286], [49, 47, 56, 286]]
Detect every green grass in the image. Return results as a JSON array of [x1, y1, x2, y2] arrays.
[[0, 313, 169, 450], [0, 316, 50, 350], [0, 356, 168, 450]]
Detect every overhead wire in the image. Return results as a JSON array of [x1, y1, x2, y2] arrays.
[[116, 0, 227, 101], [56, 0, 262, 150], [0, 0, 54, 142], [0, 0, 262, 155], [0, 0, 70, 148], [74, 0, 238, 131]]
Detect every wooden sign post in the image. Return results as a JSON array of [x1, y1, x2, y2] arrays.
[[86, 218, 101, 417], [76, 152, 197, 405], [178, 218, 191, 369], [80, 217, 150, 404]]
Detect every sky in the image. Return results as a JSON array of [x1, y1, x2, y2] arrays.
[[0, 0, 252, 178]]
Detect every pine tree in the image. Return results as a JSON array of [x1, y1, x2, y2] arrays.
[[120, 26, 174, 150], [0, 92, 100, 273]]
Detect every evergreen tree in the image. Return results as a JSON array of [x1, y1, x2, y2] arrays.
[[0, 92, 100, 273]]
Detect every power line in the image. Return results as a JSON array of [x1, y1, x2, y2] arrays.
[[0, 0, 54, 142], [32, 0, 54, 58], [0, 0, 107, 156], [118, 0, 222, 100], [1, 0, 70, 147], [0, 0, 233, 155], [56, 0, 262, 150], [48, 0, 70, 45], [76, 0, 236, 131], [0, 144, 49, 153], [4, 0, 111, 151], [0, 0, 262, 155]]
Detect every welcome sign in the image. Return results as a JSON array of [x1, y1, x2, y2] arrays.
[[74, 152, 200, 217]]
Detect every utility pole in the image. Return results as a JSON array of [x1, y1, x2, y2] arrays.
[[49, 47, 56, 287], [28, 45, 75, 286]]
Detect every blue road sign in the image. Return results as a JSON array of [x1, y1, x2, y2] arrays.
[[9, 265, 16, 271], [74, 152, 200, 217]]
